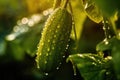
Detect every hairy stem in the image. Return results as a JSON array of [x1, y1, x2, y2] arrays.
[[102, 17, 115, 39], [61, 0, 69, 8], [69, 2, 77, 41], [53, 0, 61, 9]]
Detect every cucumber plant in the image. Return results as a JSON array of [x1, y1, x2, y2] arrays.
[[3, 0, 120, 80]]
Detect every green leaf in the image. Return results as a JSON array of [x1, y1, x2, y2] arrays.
[[94, 0, 118, 17], [67, 0, 87, 54], [97, 35, 120, 79], [67, 53, 114, 80], [96, 38, 112, 51], [7, 40, 25, 61], [96, 36, 119, 52], [21, 23, 44, 57], [82, 0, 103, 23], [70, 0, 86, 41], [111, 37, 120, 79]]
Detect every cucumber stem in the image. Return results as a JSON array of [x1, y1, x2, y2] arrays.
[[61, 0, 69, 8], [68, 2, 77, 41], [102, 17, 115, 39], [53, 0, 61, 10]]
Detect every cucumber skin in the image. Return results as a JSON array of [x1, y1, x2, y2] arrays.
[[36, 7, 72, 73]]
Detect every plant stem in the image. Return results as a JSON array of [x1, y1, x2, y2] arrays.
[[102, 17, 113, 39], [68, 2, 77, 41], [53, 0, 61, 10], [61, 0, 69, 8]]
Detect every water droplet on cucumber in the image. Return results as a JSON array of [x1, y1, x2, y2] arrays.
[[39, 53, 42, 56], [41, 42, 44, 46]]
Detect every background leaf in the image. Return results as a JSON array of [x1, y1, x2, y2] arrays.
[[82, 0, 103, 23], [111, 37, 120, 79], [94, 0, 118, 17], [67, 53, 115, 80]]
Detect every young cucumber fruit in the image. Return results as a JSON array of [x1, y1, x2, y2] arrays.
[[36, 7, 72, 73]]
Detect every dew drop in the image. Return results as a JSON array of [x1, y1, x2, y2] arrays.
[[105, 41, 109, 45], [84, 3, 88, 9], [56, 67, 59, 70], [39, 53, 42, 56], [62, 55, 65, 58], [103, 38, 109, 45], [73, 65, 77, 76], [41, 42, 44, 46], [74, 73, 77, 76], [77, 54, 84, 57], [97, 60, 101, 64], [50, 18, 53, 21], [36, 52, 38, 55], [103, 26, 106, 30], [66, 44, 69, 49], [46, 23, 50, 27], [92, 62, 96, 66], [45, 73, 49, 76], [90, 56, 95, 60], [41, 32, 43, 35]]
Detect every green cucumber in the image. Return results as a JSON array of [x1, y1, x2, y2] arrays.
[[36, 7, 72, 73]]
